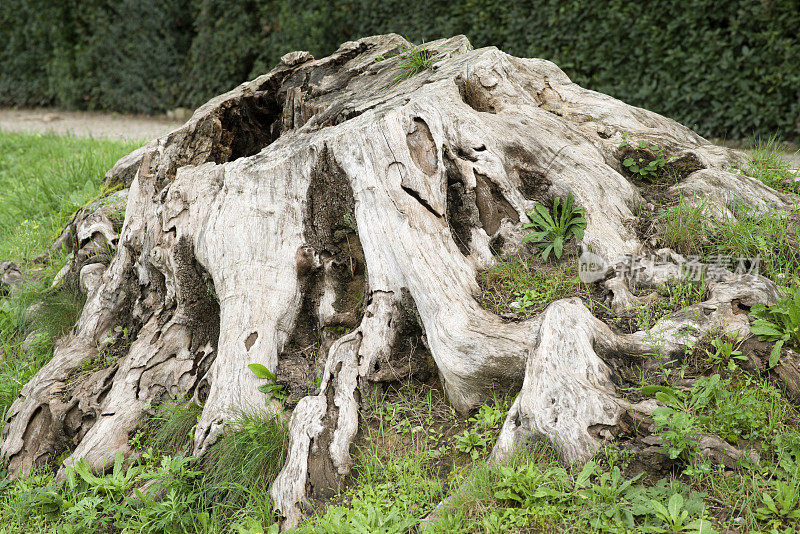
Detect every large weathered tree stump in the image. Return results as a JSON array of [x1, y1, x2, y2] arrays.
[[2, 34, 793, 529]]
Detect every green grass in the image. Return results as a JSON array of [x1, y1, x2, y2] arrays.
[[0, 411, 287, 534], [0, 131, 139, 262], [657, 145, 800, 286], [200, 412, 288, 526], [745, 134, 799, 193], [0, 277, 86, 427], [0, 131, 137, 434], [634, 279, 707, 332], [477, 254, 584, 316], [293, 382, 464, 533], [657, 197, 800, 285], [292, 373, 800, 533], [2, 373, 799, 533], [134, 398, 202, 457]]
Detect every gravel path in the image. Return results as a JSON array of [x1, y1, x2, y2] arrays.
[[0, 108, 182, 142]]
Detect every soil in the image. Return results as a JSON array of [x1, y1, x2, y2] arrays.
[[0, 107, 182, 141]]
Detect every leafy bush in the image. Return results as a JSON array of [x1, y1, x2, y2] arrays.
[[3, 1, 799, 139], [704, 334, 746, 371], [248, 363, 287, 401], [0, 451, 210, 534], [643, 373, 785, 465], [522, 192, 586, 260], [434, 446, 718, 533]]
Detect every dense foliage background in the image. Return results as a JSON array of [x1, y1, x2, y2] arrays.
[[1, 0, 798, 140]]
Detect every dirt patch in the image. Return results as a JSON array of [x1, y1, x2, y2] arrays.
[[619, 146, 704, 187], [0, 107, 180, 141]]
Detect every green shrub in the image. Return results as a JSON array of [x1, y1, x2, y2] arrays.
[[642, 373, 791, 465], [454, 399, 508, 460]]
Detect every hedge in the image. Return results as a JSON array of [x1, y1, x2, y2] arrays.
[[1, 0, 798, 140]]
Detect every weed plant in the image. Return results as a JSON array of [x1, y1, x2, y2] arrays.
[[522, 192, 586, 260]]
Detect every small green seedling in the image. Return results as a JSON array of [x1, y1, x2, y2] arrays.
[[622, 141, 669, 178], [248, 363, 287, 401]]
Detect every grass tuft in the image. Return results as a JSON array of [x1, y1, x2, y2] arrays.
[[201, 411, 288, 525], [0, 271, 86, 430], [385, 42, 440, 87], [745, 134, 799, 193], [656, 196, 713, 256], [657, 198, 800, 285], [136, 397, 202, 457]]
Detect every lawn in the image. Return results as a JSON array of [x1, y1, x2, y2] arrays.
[[0, 131, 139, 473], [0, 132, 140, 262]]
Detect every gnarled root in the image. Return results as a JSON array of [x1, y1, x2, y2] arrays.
[[271, 290, 400, 529]]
